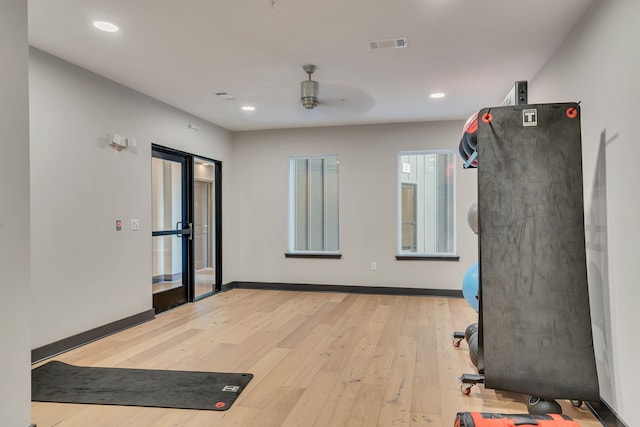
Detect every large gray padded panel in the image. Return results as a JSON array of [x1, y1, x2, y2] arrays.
[[477, 103, 599, 401]]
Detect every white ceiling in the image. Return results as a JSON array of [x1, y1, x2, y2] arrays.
[[28, 0, 595, 132]]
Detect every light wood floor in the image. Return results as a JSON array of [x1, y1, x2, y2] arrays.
[[31, 290, 602, 426]]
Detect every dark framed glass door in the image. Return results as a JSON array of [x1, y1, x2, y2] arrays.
[[151, 146, 193, 313]]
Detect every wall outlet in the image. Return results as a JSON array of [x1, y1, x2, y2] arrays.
[[371, 262, 377, 271]]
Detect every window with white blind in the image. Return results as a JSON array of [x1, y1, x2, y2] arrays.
[[287, 155, 340, 256]]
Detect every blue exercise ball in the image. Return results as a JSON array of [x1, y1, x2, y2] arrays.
[[462, 263, 479, 312]]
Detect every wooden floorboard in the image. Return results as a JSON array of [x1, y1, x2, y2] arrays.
[[31, 289, 602, 426]]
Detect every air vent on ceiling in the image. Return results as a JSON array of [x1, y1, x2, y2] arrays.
[[368, 37, 408, 50], [215, 92, 236, 100]]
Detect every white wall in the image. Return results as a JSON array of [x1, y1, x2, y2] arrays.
[[0, 2, 31, 425], [531, 1, 639, 424], [29, 49, 234, 349], [231, 122, 478, 289]]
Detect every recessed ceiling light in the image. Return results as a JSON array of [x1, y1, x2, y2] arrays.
[[93, 21, 119, 33], [241, 106, 255, 111], [430, 92, 446, 99]]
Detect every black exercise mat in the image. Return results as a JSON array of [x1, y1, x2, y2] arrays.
[[477, 103, 599, 401], [32, 361, 253, 411]]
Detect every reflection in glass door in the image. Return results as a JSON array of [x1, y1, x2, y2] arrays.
[[401, 183, 417, 251], [151, 147, 192, 313]]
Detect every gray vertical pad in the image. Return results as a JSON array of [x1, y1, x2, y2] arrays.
[[477, 103, 599, 401]]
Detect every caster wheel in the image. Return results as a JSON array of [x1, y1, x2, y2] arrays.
[[461, 384, 472, 396], [527, 396, 562, 415], [570, 399, 583, 407]]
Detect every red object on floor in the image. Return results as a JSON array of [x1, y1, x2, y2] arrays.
[[454, 412, 580, 427]]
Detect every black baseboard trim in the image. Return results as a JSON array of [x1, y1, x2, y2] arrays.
[[227, 281, 463, 298], [31, 309, 156, 364], [587, 400, 628, 427]]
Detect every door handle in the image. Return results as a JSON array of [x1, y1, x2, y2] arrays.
[[185, 222, 193, 241], [174, 221, 192, 240]]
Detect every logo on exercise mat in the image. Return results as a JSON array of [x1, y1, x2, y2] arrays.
[[523, 109, 537, 127], [222, 385, 240, 392]]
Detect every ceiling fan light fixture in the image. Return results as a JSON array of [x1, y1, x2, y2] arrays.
[[301, 64, 319, 109], [301, 80, 319, 109]]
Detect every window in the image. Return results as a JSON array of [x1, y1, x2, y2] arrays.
[[398, 150, 456, 257], [287, 155, 339, 255]]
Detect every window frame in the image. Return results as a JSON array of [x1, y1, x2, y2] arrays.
[[396, 149, 458, 260], [286, 154, 341, 257]]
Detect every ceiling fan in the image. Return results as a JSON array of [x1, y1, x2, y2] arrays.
[[299, 64, 375, 113]]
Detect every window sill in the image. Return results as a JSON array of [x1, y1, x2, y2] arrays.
[[396, 255, 460, 261], [285, 253, 342, 259]]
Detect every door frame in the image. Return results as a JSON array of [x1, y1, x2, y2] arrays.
[[193, 155, 223, 298], [213, 160, 222, 293]]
